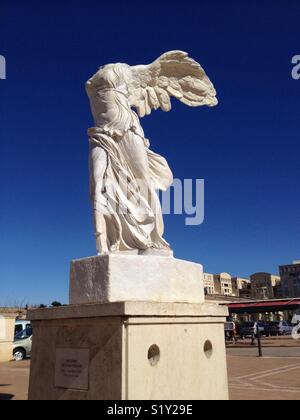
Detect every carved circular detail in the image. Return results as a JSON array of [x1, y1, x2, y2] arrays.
[[148, 344, 160, 366], [204, 340, 213, 358]]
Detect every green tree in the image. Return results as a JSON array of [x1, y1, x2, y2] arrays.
[[51, 301, 62, 307]]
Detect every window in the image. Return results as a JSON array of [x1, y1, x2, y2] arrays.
[[14, 327, 32, 340], [14, 325, 23, 335]]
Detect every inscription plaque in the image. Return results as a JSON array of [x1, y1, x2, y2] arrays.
[[55, 348, 89, 391]]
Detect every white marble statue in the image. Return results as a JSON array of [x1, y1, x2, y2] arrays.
[[86, 51, 217, 255]]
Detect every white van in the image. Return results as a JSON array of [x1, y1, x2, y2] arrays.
[[14, 320, 31, 336]]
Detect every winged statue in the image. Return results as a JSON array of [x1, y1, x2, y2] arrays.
[[86, 51, 218, 255]]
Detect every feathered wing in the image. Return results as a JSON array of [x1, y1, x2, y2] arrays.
[[128, 51, 218, 118]]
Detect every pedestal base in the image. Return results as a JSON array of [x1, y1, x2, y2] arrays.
[[28, 302, 229, 400]]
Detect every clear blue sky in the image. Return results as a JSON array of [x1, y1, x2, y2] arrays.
[[1, 0, 300, 305]]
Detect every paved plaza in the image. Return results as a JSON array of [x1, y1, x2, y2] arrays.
[[228, 352, 300, 400], [0, 360, 30, 401], [1, 344, 300, 400]]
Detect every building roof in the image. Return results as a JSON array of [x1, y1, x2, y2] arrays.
[[216, 272, 231, 279], [279, 261, 300, 268], [250, 272, 280, 277], [226, 298, 300, 314]]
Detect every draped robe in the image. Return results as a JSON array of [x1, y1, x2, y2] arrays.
[[87, 66, 173, 253]]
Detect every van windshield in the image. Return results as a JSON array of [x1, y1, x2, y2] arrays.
[[14, 327, 32, 340], [14, 325, 23, 335]]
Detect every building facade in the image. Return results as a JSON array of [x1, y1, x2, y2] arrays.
[[250, 273, 281, 300], [279, 261, 300, 298], [204, 273, 251, 298], [231, 277, 251, 299], [213, 273, 236, 297], [203, 273, 215, 295]]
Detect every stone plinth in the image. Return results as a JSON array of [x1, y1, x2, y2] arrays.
[[70, 255, 205, 305], [28, 302, 229, 400], [0, 313, 17, 362]]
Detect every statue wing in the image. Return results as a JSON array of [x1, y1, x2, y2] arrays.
[[128, 50, 218, 118]]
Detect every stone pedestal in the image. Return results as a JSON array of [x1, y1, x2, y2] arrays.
[[70, 255, 205, 305], [28, 302, 228, 400], [28, 255, 229, 400], [0, 313, 17, 362]]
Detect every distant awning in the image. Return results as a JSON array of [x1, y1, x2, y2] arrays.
[[227, 299, 300, 314]]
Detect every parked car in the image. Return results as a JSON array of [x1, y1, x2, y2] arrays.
[[13, 326, 33, 361], [238, 322, 265, 338], [14, 320, 31, 336], [265, 321, 293, 336]]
